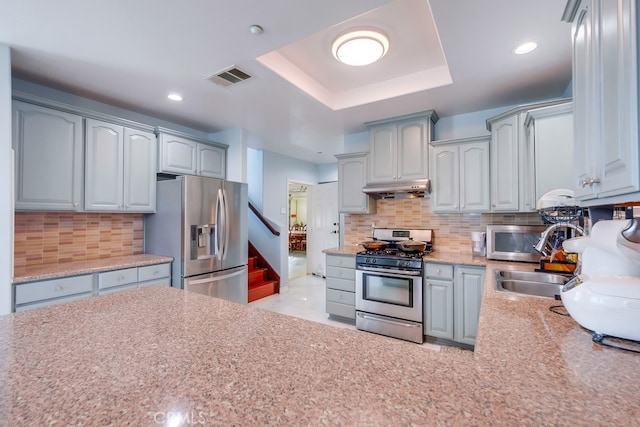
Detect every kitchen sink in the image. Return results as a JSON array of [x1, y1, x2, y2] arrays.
[[494, 269, 571, 298]]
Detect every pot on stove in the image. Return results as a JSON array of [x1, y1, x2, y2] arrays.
[[397, 239, 427, 252], [361, 240, 389, 250]]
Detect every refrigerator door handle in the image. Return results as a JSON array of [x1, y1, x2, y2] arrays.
[[222, 188, 230, 260], [215, 189, 223, 261], [186, 269, 245, 285]]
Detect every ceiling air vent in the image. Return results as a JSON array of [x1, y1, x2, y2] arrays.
[[206, 66, 252, 87]]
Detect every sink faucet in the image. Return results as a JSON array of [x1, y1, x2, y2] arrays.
[[533, 223, 584, 256]]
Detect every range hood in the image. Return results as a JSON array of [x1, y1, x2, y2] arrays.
[[362, 179, 431, 199]]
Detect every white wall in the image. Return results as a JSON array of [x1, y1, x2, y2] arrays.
[[0, 45, 12, 315], [317, 163, 337, 183], [247, 148, 264, 210], [434, 105, 514, 141], [263, 150, 320, 282], [343, 130, 369, 153], [210, 127, 247, 183]]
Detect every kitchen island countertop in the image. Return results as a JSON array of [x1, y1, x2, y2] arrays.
[[13, 254, 174, 283], [1, 261, 639, 425]]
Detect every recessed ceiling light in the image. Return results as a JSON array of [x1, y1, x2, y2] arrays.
[[249, 25, 263, 35], [513, 42, 537, 55], [167, 93, 183, 101], [332, 29, 389, 66]]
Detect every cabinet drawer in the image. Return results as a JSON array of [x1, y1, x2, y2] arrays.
[[98, 268, 138, 289], [138, 277, 171, 288], [15, 274, 94, 305], [97, 283, 138, 296], [326, 277, 355, 293], [138, 263, 171, 282], [15, 293, 92, 312], [425, 263, 454, 279], [326, 255, 355, 269], [326, 266, 355, 281], [326, 301, 356, 320], [326, 288, 355, 306]]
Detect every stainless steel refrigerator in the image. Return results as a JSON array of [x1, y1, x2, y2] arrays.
[[144, 175, 248, 304]]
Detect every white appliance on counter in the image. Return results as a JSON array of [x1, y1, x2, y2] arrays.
[[561, 219, 640, 341], [144, 175, 248, 304]]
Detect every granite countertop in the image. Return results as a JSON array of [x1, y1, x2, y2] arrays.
[[13, 254, 174, 283], [1, 262, 639, 425]]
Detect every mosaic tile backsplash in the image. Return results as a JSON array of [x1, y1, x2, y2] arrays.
[[343, 198, 543, 254], [14, 212, 144, 268]]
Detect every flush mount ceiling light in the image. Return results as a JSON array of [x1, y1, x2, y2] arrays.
[[332, 29, 389, 66], [513, 41, 538, 55], [167, 93, 183, 101]]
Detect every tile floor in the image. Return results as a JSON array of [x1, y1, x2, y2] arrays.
[[250, 253, 447, 351]]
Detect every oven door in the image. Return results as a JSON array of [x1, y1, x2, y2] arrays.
[[355, 267, 423, 322]]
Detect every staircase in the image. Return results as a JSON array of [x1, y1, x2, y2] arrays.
[[248, 243, 279, 302]]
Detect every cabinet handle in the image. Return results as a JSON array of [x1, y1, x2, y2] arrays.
[[153, 270, 159, 276], [54, 286, 64, 292], [73, 202, 79, 207], [118, 274, 125, 281], [397, 176, 402, 180], [580, 177, 601, 188]]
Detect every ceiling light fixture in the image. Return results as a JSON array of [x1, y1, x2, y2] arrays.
[[167, 93, 183, 101], [513, 41, 537, 55], [332, 29, 389, 66], [249, 25, 263, 35]]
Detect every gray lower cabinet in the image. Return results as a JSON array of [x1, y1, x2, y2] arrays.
[[14, 263, 171, 311], [453, 266, 485, 346], [424, 263, 455, 340], [14, 274, 94, 312], [325, 254, 356, 321], [423, 263, 485, 346]]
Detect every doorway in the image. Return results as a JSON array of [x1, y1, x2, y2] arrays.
[[288, 181, 308, 280]]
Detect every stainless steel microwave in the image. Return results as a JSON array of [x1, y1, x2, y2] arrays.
[[486, 225, 547, 262]]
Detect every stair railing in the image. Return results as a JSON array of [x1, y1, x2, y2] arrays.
[[248, 201, 280, 236]]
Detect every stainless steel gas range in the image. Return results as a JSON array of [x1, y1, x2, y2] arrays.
[[355, 229, 433, 343]]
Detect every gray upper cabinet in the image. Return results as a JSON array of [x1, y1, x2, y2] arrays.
[[157, 128, 227, 179], [564, 0, 640, 205], [486, 99, 572, 212], [12, 101, 84, 211], [431, 136, 490, 213], [524, 102, 574, 205], [366, 111, 438, 184], [335, 152, 376, 214], [85, 119, 156, 212]]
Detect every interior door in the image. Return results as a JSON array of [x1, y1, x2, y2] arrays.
[[306, 182, 339, 277]]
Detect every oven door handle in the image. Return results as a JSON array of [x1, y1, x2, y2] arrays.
[[357, 266, 422, 276], [357, 312, 422, 329]]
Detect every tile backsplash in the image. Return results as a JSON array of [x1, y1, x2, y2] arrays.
[[14, 212, 144, 268], [343, 198, 543, 253]]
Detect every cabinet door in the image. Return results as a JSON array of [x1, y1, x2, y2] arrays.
[[454, 267, 485, 346], [572, 0, 597, 200], [84, 119, 124, 211], [460, 141, 490, 212], [159, 134, 197, 175], [397, 117, 428, 181], [368, 124, 397, 183], [198, 143, 226, 178], [12, 101, 83, 211], [337, 154, 375, 213], [431, 145, 459, 212], [594, 0, 639, 198], [490, 115, 520, 211], [124, 128, 156, 212], [424, 278, 454, 339]]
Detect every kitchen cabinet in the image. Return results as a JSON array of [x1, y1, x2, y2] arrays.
[[424, 263, 454, 340], [430, 136, 490, 213], [13, 262, 171, 311], [12, 100, 84, 211], [14, 274, 94, 312], [85, 119, 156, 212], [524, 102, 574, 205], [157, 128, 227, 179], [366, 111, 438, 184], [453, 266, 485, 346], [564, 0, 640, 205], [423, 263, 484, 346], [486, 99, 572, 212], [325, 254, 356, 321], [335, 152, 376, 214]]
